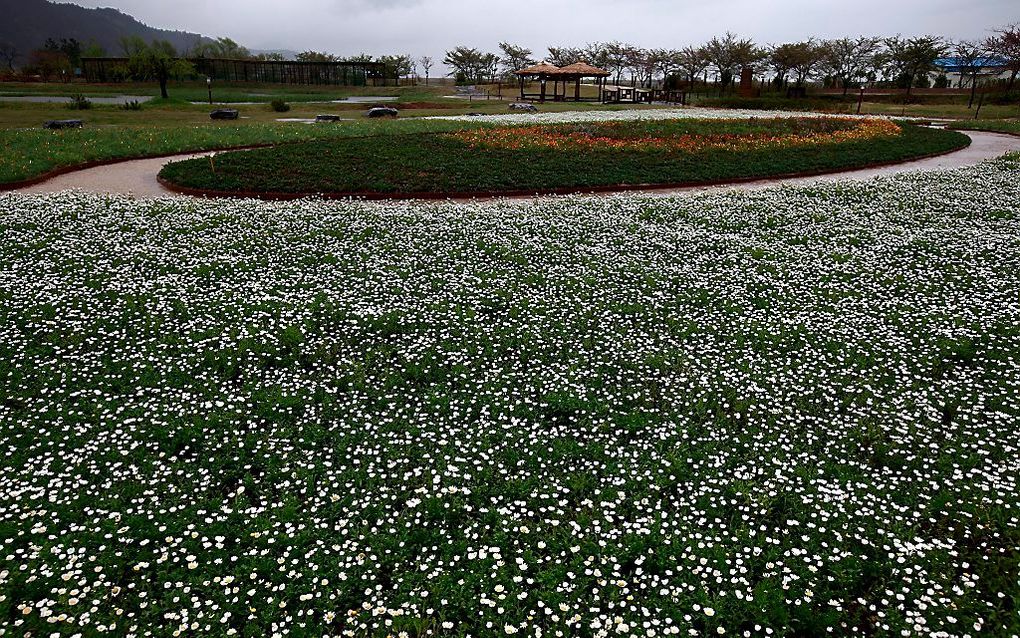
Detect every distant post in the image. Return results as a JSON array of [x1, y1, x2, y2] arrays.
[[207, 77, 213, 105], [856, 85, 865, 115]]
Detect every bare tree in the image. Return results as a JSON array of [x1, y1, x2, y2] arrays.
[[705, 32, 762, 91], [603, 41, 630, 85], [418, 55, 433, 85], [952, 40, 988, 107], [985, 24, 1020, 93], [0, 41, 18, 71], [677, 45, 710, 87]]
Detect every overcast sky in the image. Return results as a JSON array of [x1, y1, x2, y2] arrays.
[[65, 0, 1016, 69]]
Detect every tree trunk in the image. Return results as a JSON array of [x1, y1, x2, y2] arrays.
[[159, 76, 169, 99], [968, 72, 978, 108]]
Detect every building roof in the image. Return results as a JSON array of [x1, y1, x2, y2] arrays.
[[934, 56, 1008, 72], [515, 61, 611, 77]]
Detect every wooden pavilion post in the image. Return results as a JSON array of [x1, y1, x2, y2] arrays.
[[575, 76, 581, 100], [539, 77, 546, 103]]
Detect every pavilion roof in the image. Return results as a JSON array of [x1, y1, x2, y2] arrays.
[[555, 62, 611, 77], [515, 62, 562, 76]]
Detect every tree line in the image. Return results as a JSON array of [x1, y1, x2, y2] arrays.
[[440, 26, 1020, 96], [0, 36, 419, 83], [4, 25, 1017, 100]]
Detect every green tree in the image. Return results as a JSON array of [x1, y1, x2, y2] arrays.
[[546, 46, 581, 67], [444, 46, 489, 83], [127, 40, 194, 99], [820, 37, 881, 95], [883, 35, 946, 96], [81, 41, 107, 59], [192, 37, 251, 59], [379, 54, 413, 80], [498, 42, 534, 76], [705, 32, 762, 90], [296, 51, 338, 62], [45, 37, 82, 68]]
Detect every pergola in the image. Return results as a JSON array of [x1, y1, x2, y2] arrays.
[[515, 61, 610, 103]]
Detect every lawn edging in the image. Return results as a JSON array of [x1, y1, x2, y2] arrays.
[[156, 137, 972, 201], [0, 144, 278, 192]]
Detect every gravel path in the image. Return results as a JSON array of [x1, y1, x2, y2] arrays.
[[12, 130, 1020, 199]]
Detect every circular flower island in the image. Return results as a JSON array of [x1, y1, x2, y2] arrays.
[[158, 115, 969, 199]]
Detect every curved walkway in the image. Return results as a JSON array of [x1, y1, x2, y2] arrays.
[[13, 130, 1020, 200]]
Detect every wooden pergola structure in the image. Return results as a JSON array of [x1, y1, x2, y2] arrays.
[[81, 57, 393, 86], [515, 61, 610, 103]]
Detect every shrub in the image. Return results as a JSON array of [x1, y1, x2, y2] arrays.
[[270, 99, 291, 113], [68, 94, 92, 110], [121, 100, 143, 111]]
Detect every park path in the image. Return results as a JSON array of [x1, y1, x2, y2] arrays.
[[12, 130, 1020, 200]]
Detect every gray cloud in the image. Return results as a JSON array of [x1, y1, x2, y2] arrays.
[[66, 0, 1017, 71]]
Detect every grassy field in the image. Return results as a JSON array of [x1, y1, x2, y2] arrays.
[[1, 157, 1018, 636], [0, 118, 488, 185], [948, 118, 1020, 135], [0, 80, 450, 103], [158, 118, 968, 196]]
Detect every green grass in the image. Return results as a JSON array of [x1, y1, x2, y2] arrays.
[[158, 120, 969, 196], [690, 93, 1020, 120], [0, 80, 450, 103], [0, 118, 475, 186], [948, 119, 1020, 135]]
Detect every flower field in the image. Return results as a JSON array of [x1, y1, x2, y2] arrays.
[[2, 156, 1020, 637], [449, 118, 901, 153], [432, 107, 924, 126]]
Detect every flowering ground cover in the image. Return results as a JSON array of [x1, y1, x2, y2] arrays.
[[429, 107, 927, 126], [451, 118, 899, 153], [2, 156, 1019, 637], [157, 118, 966, 196]]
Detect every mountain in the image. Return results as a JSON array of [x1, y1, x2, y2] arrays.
[[0, 0, 218, 60]]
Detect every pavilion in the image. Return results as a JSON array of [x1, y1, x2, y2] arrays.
[[515, 62, 611, 103]]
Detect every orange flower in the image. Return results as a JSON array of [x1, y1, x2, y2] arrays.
[[448, 118, 901, 154]]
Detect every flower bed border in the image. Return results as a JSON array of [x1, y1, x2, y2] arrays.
[[156, 139, 971, 201]]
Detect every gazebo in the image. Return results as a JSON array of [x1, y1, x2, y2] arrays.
[[515, 61, 610, 103]]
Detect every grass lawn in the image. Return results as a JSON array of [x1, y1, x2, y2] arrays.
[[0, 97, 669, 187], [158, 118, 969, 196], [1, 157, 1018, 636], [948, 118, 1020, 135], [0, 117, 484, 186], [0, 80, 450, 103]]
